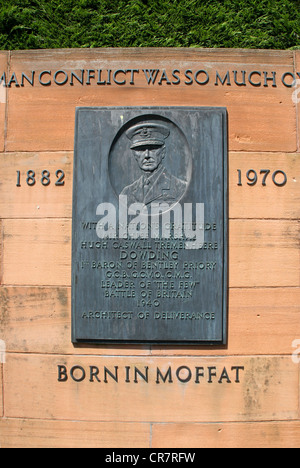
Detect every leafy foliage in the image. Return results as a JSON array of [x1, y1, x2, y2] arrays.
[[0, 0, 299, 50]]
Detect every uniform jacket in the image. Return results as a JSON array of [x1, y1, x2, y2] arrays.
[[120, 166, 187, 206]]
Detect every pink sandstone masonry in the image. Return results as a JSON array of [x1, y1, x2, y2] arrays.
[[0, 48, 299, 448]]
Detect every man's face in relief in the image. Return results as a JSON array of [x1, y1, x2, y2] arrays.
[[133, 144, 166, 173]]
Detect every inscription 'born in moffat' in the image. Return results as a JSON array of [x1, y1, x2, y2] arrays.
[[58, 364, 244, 384]]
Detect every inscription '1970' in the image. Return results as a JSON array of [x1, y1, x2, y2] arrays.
[[72, 107, 228, 344]]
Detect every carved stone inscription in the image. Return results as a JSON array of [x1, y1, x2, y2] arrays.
[[72, 107, 228, 344]]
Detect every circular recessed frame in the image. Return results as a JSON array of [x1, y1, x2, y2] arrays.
[[108, 114, 192, 212]]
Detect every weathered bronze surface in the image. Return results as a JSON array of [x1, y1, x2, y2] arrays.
[[72, 107, 228, 344]]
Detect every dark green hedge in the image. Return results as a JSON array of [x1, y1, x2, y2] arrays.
[[0, 0, 299, 50]]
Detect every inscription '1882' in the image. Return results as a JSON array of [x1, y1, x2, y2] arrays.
[[16, 169, 65, 187]]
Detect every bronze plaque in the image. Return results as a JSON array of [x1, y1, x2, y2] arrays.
[[72, 107, 228, 344]]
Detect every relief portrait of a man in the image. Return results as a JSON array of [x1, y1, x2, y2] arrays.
[[120, 123, 187, 206]]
